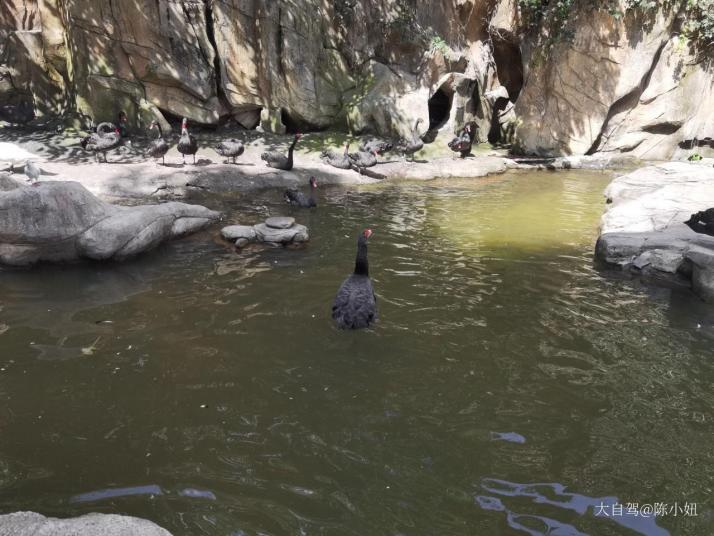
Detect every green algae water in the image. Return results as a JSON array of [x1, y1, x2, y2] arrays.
[[0, 170, 712, 535]]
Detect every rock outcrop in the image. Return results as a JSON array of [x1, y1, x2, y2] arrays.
[[596, 162, 714, 301], [0, 512, 172, 536], [514, 2, 714, 159], [0, 180, 220, 266], [0, 0, 515, 141]]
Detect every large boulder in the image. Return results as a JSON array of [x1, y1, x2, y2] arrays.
[[0, 512, 172, 536], [0, 181, 220, 266], [596, 163, 714, 302]]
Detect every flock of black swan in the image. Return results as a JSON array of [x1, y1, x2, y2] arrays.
[[45, 113, 475, 330]]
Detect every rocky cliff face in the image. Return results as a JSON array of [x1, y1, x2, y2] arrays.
[[1, 0, 711, 159], [514, 2, 714, 160]]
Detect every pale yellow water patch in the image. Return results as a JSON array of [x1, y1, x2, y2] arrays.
[[428, 170, 613, 254]]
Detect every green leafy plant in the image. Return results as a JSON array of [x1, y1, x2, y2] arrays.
[[429, 35, 450, 55], [688, 153, 703, 161]]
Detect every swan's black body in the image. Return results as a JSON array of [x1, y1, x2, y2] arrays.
[[359, 139, 393, 154], [348, 149, 379, 170], [81, 128, 122, 162], [284, 176, 318, 208], [262, 134, 301, 170], [332, 230, 377, 330], [321, 143, 351, 169], [215, 139, 245, 163], [146, 121, 170, 164], [178, 118, 198, 164], [685, 209, 714, 236], [448, 124, 474, 158]]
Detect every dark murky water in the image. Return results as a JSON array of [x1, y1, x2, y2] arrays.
[[0, 171, 712, 535]]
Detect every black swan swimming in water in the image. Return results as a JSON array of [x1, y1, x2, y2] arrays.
[[215, 138, 245, 164], [332, 229, 377, 330], [284, 176, 318, 207], [178, 117, 199, 164], [81, 127, 122, 162], [685, 209, 714, 236], [261, 133, 302, 170], [396, 118, 424, 160], [146, 120, 170, 165], [448, 124, 474, 158]]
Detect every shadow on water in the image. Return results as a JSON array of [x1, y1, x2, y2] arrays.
[[0, 171, 712, 535]]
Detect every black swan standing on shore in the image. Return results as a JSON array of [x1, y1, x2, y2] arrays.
[[81, 127, 122, 162], [332, 229, 377, 330], [284, 176, 318, 208], [321, 142, 351, 169], [448, 124, 474, 158], [146, 120, 170, 165], [215, 138, 245, 164], [261, 133, 302, 170], [178, 117, 199, 164], [397, 118, 424, 161]]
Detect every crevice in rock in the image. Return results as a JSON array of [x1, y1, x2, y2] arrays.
[[203, 0, 230, 114], [586, 40, 668, 155], [491, 36, 523, 102], [641, 122, 682, 135]]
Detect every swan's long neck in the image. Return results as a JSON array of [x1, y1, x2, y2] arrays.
[[156, 124, 164, 139], [287, 137, 298, 165], [354, 240, 369, 276]]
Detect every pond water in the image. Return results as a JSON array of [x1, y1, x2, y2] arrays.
[[0, 171, 712, 535]]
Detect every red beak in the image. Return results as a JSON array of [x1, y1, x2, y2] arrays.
[[364, 229, 373, 238]]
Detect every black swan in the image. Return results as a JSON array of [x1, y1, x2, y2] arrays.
[[146, 120, 170, 165], [261, 133, 302, 170], [685, 209, 714, 236], [448, 124, 474, 158], [321, 142, 351, 169], [348, 148, 379, 171], [177, 117, 199, 164], [284, 176, 318, 208], [332, 229, 377, 330], [0, 100, 35, 125], [81, 127, 122, 162], [24, 160, 40, 186], [359, 138, 393, 154], [215, 138, 245, 164], [397, 118, 424, 160]]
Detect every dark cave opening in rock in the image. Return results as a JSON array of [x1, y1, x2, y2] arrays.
[[487, 97, 510, 145], [281, 108, 322, 134], [428, 88, 453, 132], [492, 37, 524, 102]]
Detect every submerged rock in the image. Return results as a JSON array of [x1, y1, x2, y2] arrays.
[[221, 225, 257, 242], [0, 511, 172, 536], [596, 163, 714, 302], [0, 181, 220, 266]]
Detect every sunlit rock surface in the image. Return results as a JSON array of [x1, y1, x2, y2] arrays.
[[596, 162, 714, 301], [0, 181, 220, 266], [0, 512, 172, 536]]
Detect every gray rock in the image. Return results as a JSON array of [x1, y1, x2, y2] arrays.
[[253, 223, 309, 244], [235, 237, 251, 248], [265, 216, 296, 229], [0, 181, 220, 266], [221, 225, 257, 241], [0, 511, 172, 536], [632, 249, 684, 274]]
